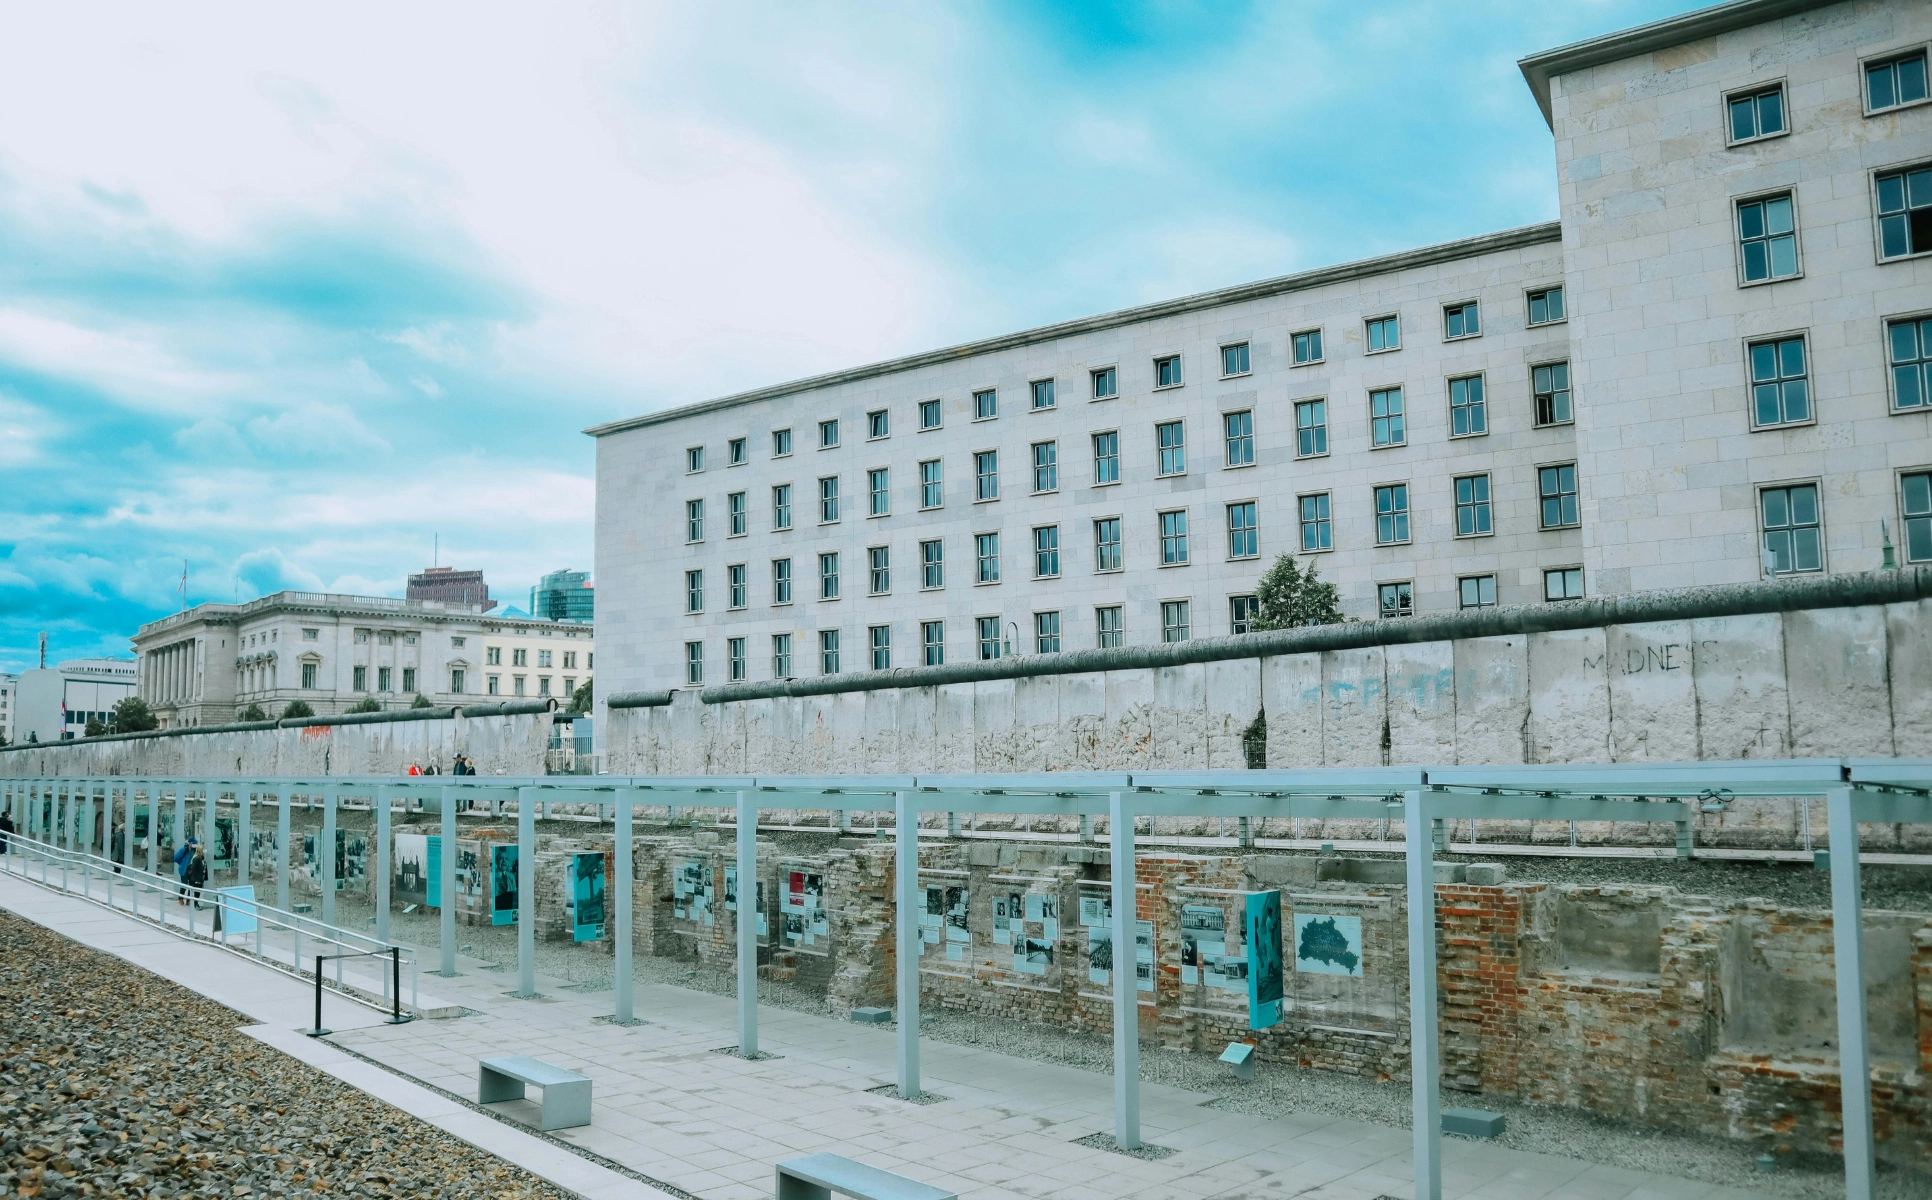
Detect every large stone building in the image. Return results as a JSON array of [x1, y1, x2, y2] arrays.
[[131, 592, 595, 728], [591, 0, 1932, 696]]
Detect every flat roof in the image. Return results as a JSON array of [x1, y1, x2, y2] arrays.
[[584, 221, 1561, 439]]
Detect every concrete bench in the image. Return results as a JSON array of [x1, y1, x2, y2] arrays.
[[478, 1055, 591, 1131], [775, 1153, 956, 1200]]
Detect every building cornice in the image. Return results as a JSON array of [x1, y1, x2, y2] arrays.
[[1518, 0, 1841, 128], [583, 222, 1564, 439], [133, 592, 592, 646]]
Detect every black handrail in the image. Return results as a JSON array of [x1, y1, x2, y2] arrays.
[[306, 947, 410, 1036]]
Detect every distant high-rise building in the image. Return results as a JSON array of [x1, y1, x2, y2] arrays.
[[532, 569, 594, 623], [407, 566, 495, 612]]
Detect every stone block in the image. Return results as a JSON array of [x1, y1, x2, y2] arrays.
[[1442, 1108, 1505, 1138], [849, 1006, 892, 1024], [1463, 863, 1507, 886]]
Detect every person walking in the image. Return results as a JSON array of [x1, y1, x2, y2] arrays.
[[0, 809, 14, 855], [174, 836, 198, 905], [183, 844, 209, 909], [110, 821, 126, 874]]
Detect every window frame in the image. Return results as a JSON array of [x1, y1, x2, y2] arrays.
[[1872, 159, 1932, 263], [1457, 574, 1498, 610], [1447, 372, 1488, 439], [1724, 80, 1789, 146], [973, 449, 999, 502], [1364, 314, 1401, 354], [819, 629, 841, 675], [728, 490, 748, 537], [1734, 189, 1803, 286], [1031, 440, 1059, 494], [685, 498, 704, 543], [867, 466, 891, 517], [728, 437, 747, 466], [728, 563, 748, 610], [1222, 409, 1255, 468], [1758, 478, 1827, 576], [1153, 354, 1184, 390], [1369, 385, 1406, 448], [1093, 516, 1124, 573], [976, 615, 1003, 661], [919, 458, 944, 509], [1291, 328, 1324, 366], [1543, 566, 1586, 602], [1219, 341, 1251, 379], [1091, 430, 1121, 486], [921, 620, 946, 666], [1745, 330, 1816, 430], [728, 637, 747, 681], [1442, 300, 1481, 342], [1033, 610, 1062, 655], [866, 409, 889, 440], [772, 557, 793, 606], [918, 398, 943, 430], [818, 475, 841, 524], [1532, 359, 1574, 428], [1090, 365, 1118, 401], [974, 531, 1001, 585], [772, 633, 793, 679], [1095, 605, 1124, 649], [1537, 461, 1581, 530], [1525, 285, 1566, 328], [1294, 398, 1329, 459], [920, 539, 945, 590], [1861, 45, 1931, 117], [1160, 599, 1191, 643], [686, 445, 705, 473], [869, 624, 891, 671], [1155, 419, 1187, 477], [1453, 473, 1493, 539], [1886, 310, 1932, 411], [1378, 580, 1414, 619], [1373, 482, 1411, 546], [772, 428, 793, 458], [685, 641, 703, 686], [1158, 508, 1190, 566], [1228, 594, 1259, 636], [1226, 499, 1259, 560], [819, 551, 840, 601], [973, 388, 999, 421], [868, 545, 890, 596], [1030, 377, 1057, 411], [1298, 491, 1333, 554], [1032, 524, 1061, 579], [772, 483, 793, 531]]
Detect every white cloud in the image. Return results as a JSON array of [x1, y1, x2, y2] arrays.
[[173, 418, 249, 460], [244, 404, 391, 457], [0, 393, 52, 467], [0, 308, 246, 415]]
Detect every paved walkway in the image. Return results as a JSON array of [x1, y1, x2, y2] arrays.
[[0, 861, 1780, 1200]]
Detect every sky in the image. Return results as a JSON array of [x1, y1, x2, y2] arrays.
[[0, 0, 1709, 674]]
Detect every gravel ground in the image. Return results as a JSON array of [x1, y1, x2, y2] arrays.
[[0, 909, 571, 1200]]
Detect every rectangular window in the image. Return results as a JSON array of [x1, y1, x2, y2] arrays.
[[773, 484, 792, 530], [977, 616, 1003, 661], [1299, 492, 1332, 552], [1750, 335, 1812, 426], [1458, 575, 1497, 610], [487, 646, 502, 665], [1034, 611, 1061, 654], [485, 674, 500, 695], [1030, 378, 1056, 410], [819, 552, 840, 599], [1161, 600, 1190, 643], [1892, 316, 1932, 409], [303, 662, 318, 689], [685, 642, 703, 686], [728, 638, 746, 681], [1737, 194, 1798, 282], [1159, 509, 1189, 565], [1292, 328, 1323, 365], [447, 668, 463, 694], [687, 446, 704, 473], [1366, 315, 1400, 352], [1527, 286, 1565, 326], [512, 648, 527, 667], [868, 545, 890, 595], [772, 633, 793, 678], [1221, 342, 1250, 376], [976, 533, 1000, 583], [868, 467, 890, 516], [686, 499, 704, 542], [403, 667, 418, 693], [1094, 517, 1123, 572], [728, 436, 747, 466], [867, 409, 889, 439], [562, 651, 575, 670], [773, 428, 793, 457], [1033, 525, 1061, 578], [1156, 420, 1186, 475], [975, 450, 999, 500], [1876, 165, 1932, 260], [686, 569, 704, 613], [869, 624, 891, 670], [1155, 354, 1183, 388], [1444, 301, 1480, 339], [1727, 84, 1786, 143], [1092, 431, 1120, 483], [921, 620, 945, 666], [820, 629, 840, 675], [819, 418, 840, 448], [1229, 594, 1259, 635], [1224, 410, 1254, 466], [773, 558, 793, 604], [728, 491, 747, 536], [1539, 464, 1580, 529], [1544, 567, 1585, 602], [1375, 484, 1410, 545], [1295, 399, 1328, 457], [1226, 501, 1258, 559], [1902, 472, 1932, 563], [537, 650, 552, 669], [819, 476, 840, 522], [974, 388, 998, 420], [1533, 361, 1573, 426], [729, 563, 748, 609], [513, 675, 526, 697], [1096, 605, 1123, 649], [1761, 483, 1823, 573], [303, 628, 319, 641], [1370, 387, 1405, 446], [920, 459, 943, 508], [921, 539, 944, 588], [1091, 366, 1117, 399], [1454, 474, 1492, 537], [1866, 49, 1929, 113], [1449, 374, 1487, 436], [1379, 581, 1414, 619], [1032, 441, 1058, 492], [919, 398, 942, 429]]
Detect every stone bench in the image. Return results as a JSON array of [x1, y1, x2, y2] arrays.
[[775, 1153, 956, 1200], [477, 1055, 591, 1131]]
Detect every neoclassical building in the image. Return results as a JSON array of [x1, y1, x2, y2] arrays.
[[591, 0, 1932, 694]]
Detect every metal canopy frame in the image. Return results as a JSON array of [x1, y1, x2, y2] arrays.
[[5, 759, 1924, 1199]]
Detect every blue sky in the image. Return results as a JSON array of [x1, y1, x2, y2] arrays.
[[0, 0, 1706, 674]]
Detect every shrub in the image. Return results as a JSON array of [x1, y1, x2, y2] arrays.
[[1250, 554, 1344, 631], [280, 699, 316, 720]]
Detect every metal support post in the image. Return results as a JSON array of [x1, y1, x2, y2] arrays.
[[237, 784, 251, 885], [1109, 790, 1139, 1150], [895, 790, 920, 1099], [275, 784, 291, 911], [321, 785, 338, 927], [1404, 788, 1442, 1200], [1827, 787, 1875, 1200], [376, 784, 392, 944], [736, 789, 758, 1056], [146, 787, 158, 877], [517, 786, 537, 997], [614, 788, 635, 1024], [440, 786, 458, 976], [1079, 813, 1094, 843], [203, 784, 217, 879], [946, 811, 959, 837], [172, 787, 185, 887]]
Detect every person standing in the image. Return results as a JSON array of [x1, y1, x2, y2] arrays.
[[183, 844, 209, 909], [0, 808, 14, 855], [174, 836, 198, 905], [111, 821, 126, 874]]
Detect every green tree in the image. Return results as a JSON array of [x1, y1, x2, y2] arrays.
[[1249, 554, 1344, 631], [281, 699, 316, 720], [410, 693, 433, 709], [238, 702, 267, 722], [347, 696, 383, 714], [110, 696, 159, 733], [567, 678, 593, 713], [84, 717, 107, 737]]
